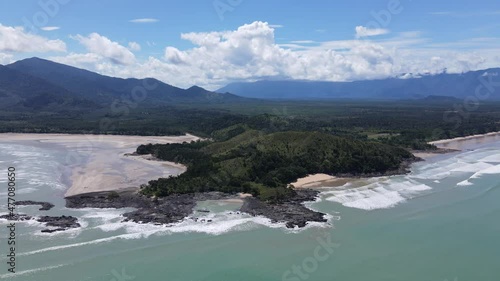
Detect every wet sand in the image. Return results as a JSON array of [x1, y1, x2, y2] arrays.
[[0, 133, 199, 197], [430, 131, 500, 150]]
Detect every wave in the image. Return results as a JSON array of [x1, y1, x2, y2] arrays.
[[0, 263, 68, 279], [324, 180, 432, 210], [470, 164, 500, 179], [457, 180, 474, 186]]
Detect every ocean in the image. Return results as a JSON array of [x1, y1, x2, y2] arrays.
[[0, 138, 499, 281]]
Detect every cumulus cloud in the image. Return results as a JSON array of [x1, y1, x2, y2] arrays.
[[72, 33, 135, 65], [0, 24, 66, 53], [129, 18, 159, 23], [128, 41, 141, 51], [47, 21, 500, 90], [355, 26, 389, 38]]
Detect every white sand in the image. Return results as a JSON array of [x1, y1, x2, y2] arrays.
[[290, 173, 349, 189], [0, 133, 200, 197], [430, 131, 500, 150], [412, 152, 440, 159]]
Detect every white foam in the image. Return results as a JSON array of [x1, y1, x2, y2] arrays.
[[478, 153, 500, 163], [324, 179, 432, 210], [457, 180, 473, 186], [0, 263, 68, 279], [327, 187, 406, 210], [450, 162, 494, 173], [471, 164, 500, 179], [19, 234, 136, 256]]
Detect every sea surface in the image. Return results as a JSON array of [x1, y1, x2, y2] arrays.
[[0, 138, 499, 281]]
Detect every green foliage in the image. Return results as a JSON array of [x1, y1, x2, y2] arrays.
[[139, 131, 414, 202]]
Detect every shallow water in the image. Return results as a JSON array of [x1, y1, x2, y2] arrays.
[[0, 139, 499, 281]]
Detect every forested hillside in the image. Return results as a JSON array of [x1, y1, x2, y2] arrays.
[[137, 130, 415, 202]]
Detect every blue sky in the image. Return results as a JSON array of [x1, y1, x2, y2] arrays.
[[0, 0, 499, 89]]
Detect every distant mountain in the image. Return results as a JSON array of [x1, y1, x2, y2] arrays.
[[0, 64, 96, 110], [6, 57, 241, 107], [218, 69, 500, 100]]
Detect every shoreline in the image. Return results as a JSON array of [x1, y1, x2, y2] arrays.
[[12, 131, 500, 230], [429, 131, 500, 151], [430, 131, 500, 146], [292, 131, 500, 189], [0, 133, 200, 197], [290, 174, 350, 189]]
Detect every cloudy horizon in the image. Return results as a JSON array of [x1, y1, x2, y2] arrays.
[[1, 0, 499, 90]]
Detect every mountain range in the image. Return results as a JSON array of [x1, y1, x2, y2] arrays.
[[1, 57, 499, 112], [218, 69, 500, 100], [1, 57, 239, 111]]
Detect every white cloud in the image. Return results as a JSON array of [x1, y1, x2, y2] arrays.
[[72, 33, 135, 65], [0, 24, 66, 53], [47, 21, 500, 90], [0, 53, 13, 65], [128, 41, 141, 51], [51, 52, 102, 67], [129, 18, 159, 23], [355, 26, 389, 38], [269, 24, 284, 28], [289, 40, 316, 44], [41, 26, 60, 31]]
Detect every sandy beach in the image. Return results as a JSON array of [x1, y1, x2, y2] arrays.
[[0, 133, 200, 197], [429, 131, 500, 150], [290, 173, 350, 189]]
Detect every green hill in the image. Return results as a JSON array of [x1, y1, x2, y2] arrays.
[[137, 130, 415, 202]]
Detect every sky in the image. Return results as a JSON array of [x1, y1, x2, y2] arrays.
[[0, 0, 499, 90]]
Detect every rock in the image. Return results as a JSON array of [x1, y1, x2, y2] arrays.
[[66, 190, 326, 229], [41, 228, 67, 233], [240, 189, 327, 229], [37, 215, 81, 229], [0, 213, 32, 221], [15, 200, 55, 211], [2, 214, 81, 233]]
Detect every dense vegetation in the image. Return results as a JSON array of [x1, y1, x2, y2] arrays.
[[4, 58, 500, 203], [4, 99, 500, 149], [137, 130, 414, 202]]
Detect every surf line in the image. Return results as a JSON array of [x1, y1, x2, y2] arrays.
[[6, 166, 17, 274]]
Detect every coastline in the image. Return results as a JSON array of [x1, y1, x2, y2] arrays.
[[0, 133, 199, 197], [290, 174, 350, 189], [10, 131, 500, 229], [429, 131, 500, 150], [292, 131, 500, 189]]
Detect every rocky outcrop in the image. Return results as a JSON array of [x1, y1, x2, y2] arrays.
[[15, 200, 55, 211], [240, 189, 327, 228], [0, 213, 81, 233], [37, 215, 80, 229]]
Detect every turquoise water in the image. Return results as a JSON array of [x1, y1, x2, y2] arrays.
[[0, 139, 499, 281]]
